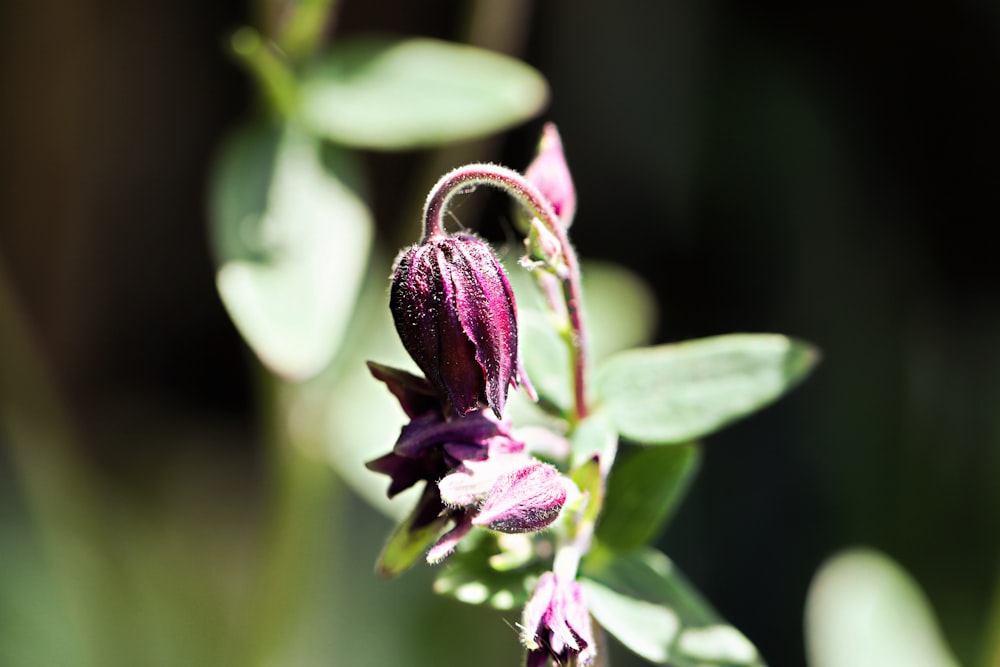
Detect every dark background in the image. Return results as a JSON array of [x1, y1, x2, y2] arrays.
[[2, 1, 998, 665]]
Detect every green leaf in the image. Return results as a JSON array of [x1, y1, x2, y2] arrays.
[[596, 334, 819, 445], [581, 546, 767, 666], [569, 410, 618, 469], [582, 261, 659, 362], [580, 579, 680, 663], [208, 120, 373, 380], [375, 501, 448, 579], [804, 548, 960, 667], [596, 444, 700, 551], [299, 37, 549, 149], [433, 532, 544, 610], [507, 260, 658, 416], [519, 308, 573, 413]]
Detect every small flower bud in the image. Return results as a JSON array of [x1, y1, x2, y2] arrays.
[[522, 572, 596, 667], [472, 461, 567, 533], [525, 123, 576, 227], [390, 234, 522, 416], [525, 218, 569, 279]]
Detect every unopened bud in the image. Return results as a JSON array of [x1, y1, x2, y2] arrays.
[[525, 123, 576, 227], [390, 234, 521, 416], [472, 461, 567, 533]]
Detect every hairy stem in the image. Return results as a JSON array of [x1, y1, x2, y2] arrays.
[[422, 163, 590, 422]]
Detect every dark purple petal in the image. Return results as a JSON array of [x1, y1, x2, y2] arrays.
[[434, 247, 488, 414], [366, 361, 439, 418], [365, 451, 427, 498], [447, 235, 519, 416], [394, 411, 498, 459]]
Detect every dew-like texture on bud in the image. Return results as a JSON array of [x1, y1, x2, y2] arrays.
[[525, 123, 576, 227], [472, 461, 566, 533], [390, 234, 519, 416]]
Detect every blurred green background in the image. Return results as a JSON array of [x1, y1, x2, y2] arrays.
[[1, 1, 998, 666]]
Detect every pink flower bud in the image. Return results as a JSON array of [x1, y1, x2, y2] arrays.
[[522, 572, 596, 667], [525, 123, 576, 227], [472, 461, 567, 534]]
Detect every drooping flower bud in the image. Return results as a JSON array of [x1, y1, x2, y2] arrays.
[[390, 233, 522, 416]]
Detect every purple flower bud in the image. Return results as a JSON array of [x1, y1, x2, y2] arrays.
[[471, 461, 567, 534], [438, 451, 533, 508], [525, 123, 576, 227], [390, 234, 523, 417], [522, 572, 596, 667]]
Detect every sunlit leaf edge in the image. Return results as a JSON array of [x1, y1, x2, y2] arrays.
[[596, 333, 820, 445]]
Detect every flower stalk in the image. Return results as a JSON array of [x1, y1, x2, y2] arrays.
[[422, 163, 590, 423]]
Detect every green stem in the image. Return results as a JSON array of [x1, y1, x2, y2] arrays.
[[277, 0, 339, 63], [229, 26, 299, 117], [422, 163, 590, 423]]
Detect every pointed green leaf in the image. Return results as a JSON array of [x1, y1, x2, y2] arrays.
[[376, 503, 448, 579], [596, 334, 818, 445], [579, 579, 680, 663], [581, 547, 767, 666], [299, 37, 548, 149], [596, 444, 700, 551], [208, 120, 372, 380], [805, 548, 960, 667]]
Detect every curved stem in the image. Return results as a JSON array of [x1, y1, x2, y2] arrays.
[[423, 163, 590, 422]]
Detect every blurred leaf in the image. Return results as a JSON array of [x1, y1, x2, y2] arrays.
[[376, 499, 448, 579], [208, 120, 372, 381], [804, 548, 960, 667], [299, 37, 548, 149], [519, 308, 573, 412], [504, 261, 572, 414], [314, 252, 431, 521], [433, 532, 543, 610], [228, 27, 298, 115], [581, 546, 767, 666], [581, 578, 680, 664], [596, 444, 700, 552], [596, 334, 818, 445], [582, 261, 659, 362]]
